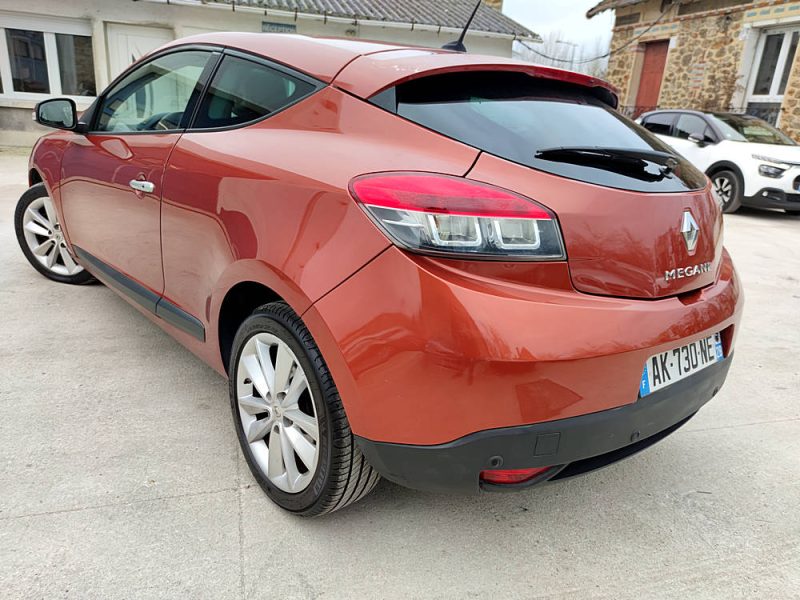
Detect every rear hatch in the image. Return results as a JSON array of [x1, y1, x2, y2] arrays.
[[336, 54, 721, 299]]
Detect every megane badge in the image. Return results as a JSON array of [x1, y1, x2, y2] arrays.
[[681, 210, 699, 253]]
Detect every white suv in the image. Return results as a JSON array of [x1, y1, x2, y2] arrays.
[[638, 110, 800, 215]]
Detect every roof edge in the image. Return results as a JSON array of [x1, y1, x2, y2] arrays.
[[140, 0, 541, 42], [587, 0, 647, 19]]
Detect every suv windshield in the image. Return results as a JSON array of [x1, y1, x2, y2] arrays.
[[710, 113, 797, 146], [371, 72, 707, 193]]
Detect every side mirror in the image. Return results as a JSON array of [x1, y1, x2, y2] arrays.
[[688, 133, 711, 147], [34, 98, 78, 131]]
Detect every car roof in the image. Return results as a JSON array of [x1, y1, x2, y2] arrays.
[[161, 32, 409, 82], [640, 109, 709, 119], [160, 33, 618, 105], [709, 112, 757, 119]]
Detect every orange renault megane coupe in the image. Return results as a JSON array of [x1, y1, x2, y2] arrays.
[[16, 32, 742, 516]]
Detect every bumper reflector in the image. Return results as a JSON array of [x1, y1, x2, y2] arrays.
[[479, 466, 552, 485]]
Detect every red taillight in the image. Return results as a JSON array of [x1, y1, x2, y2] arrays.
[[480, 467, 552, 485], [351, 173, 551, 219], [349, 172, 565, 261]]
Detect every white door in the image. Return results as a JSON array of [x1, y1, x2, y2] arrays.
[[106, 23, 173, 80], [669, 113, 716, 172]]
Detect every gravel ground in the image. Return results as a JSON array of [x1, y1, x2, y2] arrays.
[[1, 147, 798, 599]]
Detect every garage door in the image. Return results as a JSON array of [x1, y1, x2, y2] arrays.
[[106, 23, 173, 80]]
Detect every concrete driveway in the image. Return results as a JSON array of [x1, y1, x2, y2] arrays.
[[1, 147, 798, 599]]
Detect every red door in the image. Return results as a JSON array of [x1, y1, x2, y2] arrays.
[[58, 49, 214, 298], [635, 40, 669, 114], [60, 134, 180, 296]]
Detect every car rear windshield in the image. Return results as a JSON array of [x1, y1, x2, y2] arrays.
[[371, 72, 707, 193], [710, 113, 797, 146]]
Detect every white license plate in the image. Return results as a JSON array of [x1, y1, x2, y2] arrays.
[[640, 333, 724, 397]]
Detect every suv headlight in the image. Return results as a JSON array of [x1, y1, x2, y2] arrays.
[[753, 155, 789, 178], [758, 164, 787, 178]]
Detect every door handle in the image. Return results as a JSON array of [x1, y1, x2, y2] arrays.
[[129, 179, 155, 194]]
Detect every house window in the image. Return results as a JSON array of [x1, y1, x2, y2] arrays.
[[0, 16, 96, 100], [55, 34, 96, 96], [746, 28, 800, 126], [6, 29, 49, 93]]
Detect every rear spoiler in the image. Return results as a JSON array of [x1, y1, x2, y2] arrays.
[[332, 49, 619, 109]]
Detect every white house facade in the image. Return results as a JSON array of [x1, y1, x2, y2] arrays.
[[0, 0, 538, 145]]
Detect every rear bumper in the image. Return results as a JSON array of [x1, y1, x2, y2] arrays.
[[356, 356, 733, 493], [307, 246, 742, 445], [744, 188, 800, 210]]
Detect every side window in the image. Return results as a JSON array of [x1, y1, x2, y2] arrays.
[[95, 51, 211, 133], [641, 113, 675, 135], [674, 114, 711, 141], [192, 55, 317, 129]]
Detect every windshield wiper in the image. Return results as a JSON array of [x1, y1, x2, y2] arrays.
[[534, 146, 680, 181], [536, 146, 678, 165]]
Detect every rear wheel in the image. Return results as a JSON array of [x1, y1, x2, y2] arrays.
[[229, 301, 380, 516], [710, 170, 742, 214], [14, 183, 95, 285]]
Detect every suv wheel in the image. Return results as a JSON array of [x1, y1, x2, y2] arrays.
[[14, 183, 95, 285], [229, 302, 380, 516], [711, 170, 742, 214]]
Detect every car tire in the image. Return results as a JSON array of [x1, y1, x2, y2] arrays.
[[14, 183, 96, 285], [229, 301, 380, 516], [710, 170, 742, 214]]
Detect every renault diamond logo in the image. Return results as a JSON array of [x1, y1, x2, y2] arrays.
[[681, 210, 699, 254]]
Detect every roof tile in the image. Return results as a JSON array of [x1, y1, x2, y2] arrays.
[[209, 0, 538, 39]]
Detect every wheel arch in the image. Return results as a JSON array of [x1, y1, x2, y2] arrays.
[[217, 280, 284, 374], [29, 168, 43, 187], [706, 160, 743, 182]]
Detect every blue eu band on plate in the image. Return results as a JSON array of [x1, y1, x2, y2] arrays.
[[640, 333, 724, 397]]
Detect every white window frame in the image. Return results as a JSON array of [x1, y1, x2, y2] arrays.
[[0, 12, 96, 104], [745, 26, 800, 124]]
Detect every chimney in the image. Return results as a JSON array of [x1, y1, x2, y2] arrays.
[[483, 0, 504, 10]]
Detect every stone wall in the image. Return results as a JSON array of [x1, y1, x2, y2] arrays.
[[605, 27, 637, 103], [658, 12, 746, 112], [602, 0, 800, 140]]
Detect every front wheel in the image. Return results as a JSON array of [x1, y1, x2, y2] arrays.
[[710, 170, 743, 214], [14, 183, 95, 285], [229, 302, 380, 516]]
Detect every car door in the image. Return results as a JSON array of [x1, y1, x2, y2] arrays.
[[640, 112, 677, 145], [669, 113, 718, 172], [159, 52, 323, 343], [59, 48, 217, 305]]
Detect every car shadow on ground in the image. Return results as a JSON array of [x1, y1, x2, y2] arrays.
[[731, 206, 800, 220]]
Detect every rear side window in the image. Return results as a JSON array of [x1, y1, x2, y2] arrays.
[[193, 55, 316, 129], [674, 114, 711, 140], [641, 113, 675, 135], [374, 73, 706, 193]]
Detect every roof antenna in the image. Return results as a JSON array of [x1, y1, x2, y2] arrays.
[[442, 0, 482, 53]]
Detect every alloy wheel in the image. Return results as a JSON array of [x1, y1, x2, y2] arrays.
[[21, 195, 83, 276], [236, 333, 319, 493], [712, 176, 733, 207]]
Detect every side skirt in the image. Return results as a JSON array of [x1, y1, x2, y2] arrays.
[[73, 246, 205, 342]]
